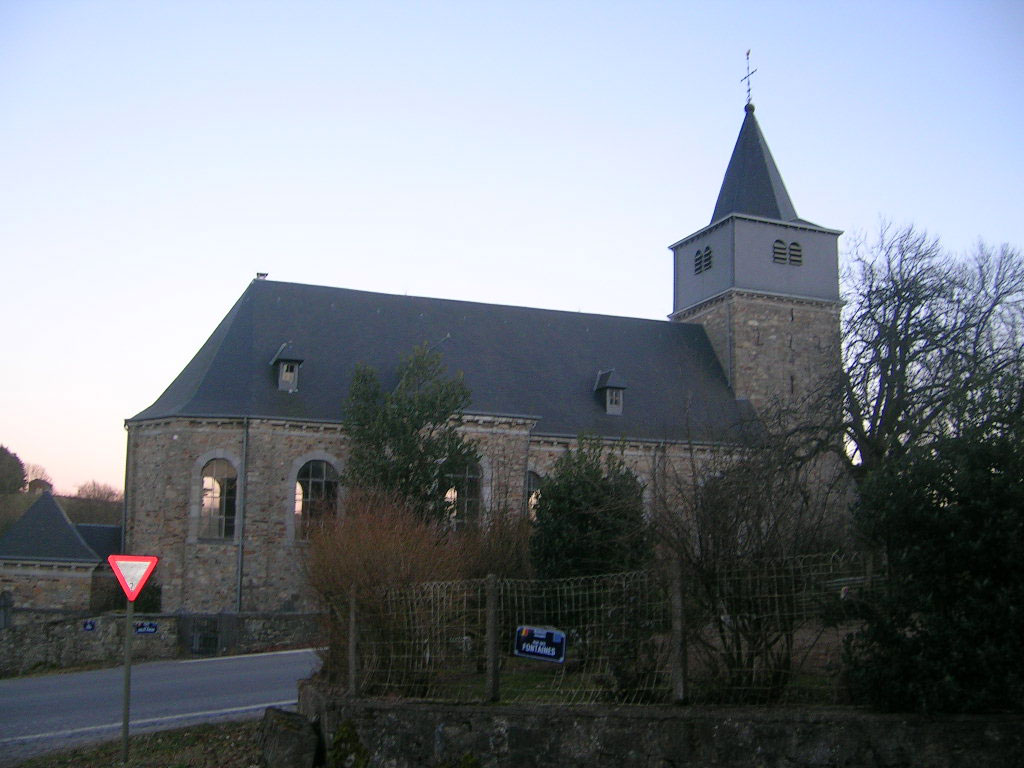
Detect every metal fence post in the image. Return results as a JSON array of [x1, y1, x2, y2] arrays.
[[670, 559, 688, 704], [347, 592, 358, 697], [485, 573, 499, 702]]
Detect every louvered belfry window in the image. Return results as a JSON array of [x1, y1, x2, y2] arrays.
[[788, 241, 803, 265], [772, 239, 803, 266], [695, 246, 713, 274]]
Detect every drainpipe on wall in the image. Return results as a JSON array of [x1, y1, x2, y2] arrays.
[[235, 417, 249, 613], [121, 422, 132, 554]]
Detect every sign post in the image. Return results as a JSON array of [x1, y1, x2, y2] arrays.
[[108, 555, 158, 766]]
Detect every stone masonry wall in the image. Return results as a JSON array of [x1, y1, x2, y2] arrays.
[[0, 612, 178, 676], [680, 290, 841, 417], [298, 685, 1024, 768], [126, 418, 352, 614], [128, 416, 547, 614], [127, 414, 739, 616], [0, 561, 97, 611], [0, 610, 321, 677]]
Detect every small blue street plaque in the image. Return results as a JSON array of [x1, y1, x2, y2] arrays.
[[134, 621, 158, 635], [513, 625, 566, 663]]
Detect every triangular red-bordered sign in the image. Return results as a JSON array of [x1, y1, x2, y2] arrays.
[[108, 555, 159, 602]]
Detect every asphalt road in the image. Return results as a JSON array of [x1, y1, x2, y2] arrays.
[[0, 648, 320, 765]]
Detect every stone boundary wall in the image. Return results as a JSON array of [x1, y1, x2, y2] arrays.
[[298, 682, 1024, 768], [0, 611, 178, 676], [0, 611, 321, 677]]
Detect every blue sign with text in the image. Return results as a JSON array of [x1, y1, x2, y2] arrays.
[[513, 625, 566, 663], [134, 621, 158, 635]]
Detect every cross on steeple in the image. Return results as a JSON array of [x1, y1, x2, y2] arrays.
[[741, 49, 757, 105]]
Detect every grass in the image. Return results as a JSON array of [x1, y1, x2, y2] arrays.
[[12, 721, 264, 768]]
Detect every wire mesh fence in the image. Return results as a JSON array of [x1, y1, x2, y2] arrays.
[[321, 551, 881, 706]]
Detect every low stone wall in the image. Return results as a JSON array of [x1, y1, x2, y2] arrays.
[[298, 682, 1024, 768], [0, 612, 179, 676], [0, 610, 322, 677], [236, 611, 321, 653]]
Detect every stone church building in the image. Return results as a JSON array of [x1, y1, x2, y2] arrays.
[[124, 103, 841, 614]]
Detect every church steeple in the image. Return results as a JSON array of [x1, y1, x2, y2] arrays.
[[669, 102, 842, 415], [711, 103, 797, 224]]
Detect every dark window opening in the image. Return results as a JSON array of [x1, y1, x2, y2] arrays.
[[445, 462, 481, 530], [200, 459, 237, 539], [295, 460, 340, 539], [526, 470, 543, 519]]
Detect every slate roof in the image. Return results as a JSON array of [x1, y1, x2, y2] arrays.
[[711, 103, 800, 224], [77, 524, 122, 561], [0, 493, 118, 564], [130, 280, 758, 445]]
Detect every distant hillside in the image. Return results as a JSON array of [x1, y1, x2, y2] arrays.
[[0, 493, 121, 538], [60, 495, 123, 525]]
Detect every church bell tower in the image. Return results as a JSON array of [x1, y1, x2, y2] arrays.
[[670, 102, 842, 416]]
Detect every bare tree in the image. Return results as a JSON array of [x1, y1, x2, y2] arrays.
[[650, 416, 852, 703], [24, 464, 53, 486], [838, 223, 1024, 483], [76, 481, 123, 502]]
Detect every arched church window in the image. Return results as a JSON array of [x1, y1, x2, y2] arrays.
[[788, 242, 803, 265], [702, 246, 712, 272], [444, 462, 481, 530], [200, 459, 237, 539], [294, 460, 340, 539], [526, 470, 543, 519], [772, 239, 788, 264]]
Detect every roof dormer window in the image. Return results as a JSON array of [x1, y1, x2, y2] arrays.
[[594, 369, 626, 416], [279, 361, 299, 392], [605, 387, 622, 415], [271, 342, 303, 393]]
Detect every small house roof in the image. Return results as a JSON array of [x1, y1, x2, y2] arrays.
[[76, 524, 122, 561], [0, 492, 113, 564]]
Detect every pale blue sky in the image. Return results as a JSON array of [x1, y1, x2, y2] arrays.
[[2, 1, 1022, 493]]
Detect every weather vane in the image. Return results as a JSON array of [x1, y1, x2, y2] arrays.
[[741, 49, 757, 105]]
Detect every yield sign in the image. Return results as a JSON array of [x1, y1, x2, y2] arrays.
[[108, 555, 159, 602]]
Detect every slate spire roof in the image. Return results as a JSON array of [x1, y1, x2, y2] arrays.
[[711, 103, 798, 224], [0, 492, 118, 563]]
